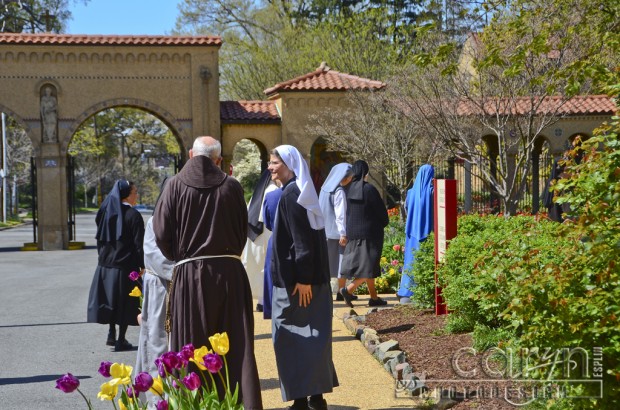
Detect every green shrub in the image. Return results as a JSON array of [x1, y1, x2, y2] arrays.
[[505, 105, 620, 409], [471, 324, 514, 352], [409, 232, 436, 308], [438, 214, 568, 333]]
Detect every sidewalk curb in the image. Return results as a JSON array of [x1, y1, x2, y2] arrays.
[[341, 307, 462, 409]]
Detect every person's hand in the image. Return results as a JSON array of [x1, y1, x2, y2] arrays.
[[339, 235, 348, 247], [137, 313, 142, 326], [292, 283, 313, 307]]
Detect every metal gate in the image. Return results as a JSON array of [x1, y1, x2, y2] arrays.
[[30, 156, 37, 244], [67, 155, 76, 241]]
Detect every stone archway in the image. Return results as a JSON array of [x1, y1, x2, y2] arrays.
[[0, 33, 222, 249], [61, 98, 190, 156]]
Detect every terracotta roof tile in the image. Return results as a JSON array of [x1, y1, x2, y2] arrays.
[[220, 100, 280, 123], [457, 95, 616, 116], [264, 62, 386, 96], [0, 33, 221, 46]]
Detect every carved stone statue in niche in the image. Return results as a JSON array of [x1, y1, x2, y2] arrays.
[[40, 85, 58, 143]]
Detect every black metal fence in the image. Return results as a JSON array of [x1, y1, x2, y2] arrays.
[[406, 152, 553, 215]]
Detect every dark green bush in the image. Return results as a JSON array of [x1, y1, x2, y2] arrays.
[[438, 214, 568, 333], [409, 232, 436, 308]]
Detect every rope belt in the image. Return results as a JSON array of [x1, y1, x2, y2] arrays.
[[164, 254, 242, 334]]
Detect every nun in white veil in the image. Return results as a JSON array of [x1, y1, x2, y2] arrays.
[[267, 145, 339, 410]]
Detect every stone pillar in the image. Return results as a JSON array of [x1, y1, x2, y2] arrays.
[[37, 143, 68, 250]]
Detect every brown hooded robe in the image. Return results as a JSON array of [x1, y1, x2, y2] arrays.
[[153, 155, 262, 409]]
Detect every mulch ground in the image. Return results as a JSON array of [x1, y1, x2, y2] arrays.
[[364, 305, 521, 409]]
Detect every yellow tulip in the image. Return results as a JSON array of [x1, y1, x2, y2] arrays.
[[129, 286, 142, 298], [389, 268, 395, 276], [381, 257, 387, 264], [109, 363, 133, 386], [150, 376, 164, 396], [190, 345, 212, 371], [97, 381, 118, 401], [119, 400, 128, 410], [209, 332, 230, 356]]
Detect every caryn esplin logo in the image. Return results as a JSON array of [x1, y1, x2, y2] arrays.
[[395, 346, 603, 406]]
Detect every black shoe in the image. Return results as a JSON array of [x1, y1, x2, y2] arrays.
[[335, 292, 358, 301], [256, 303, 264, 312], [114, 339, 133, 352], [339, 287, 354, 308], [308, 398, 328, 410], [106, 330, 116, 346], [368, 297, 388, 307], [287, 399, 309, 410]]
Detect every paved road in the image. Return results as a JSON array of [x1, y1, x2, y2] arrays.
[[0, 213, 410, 409]]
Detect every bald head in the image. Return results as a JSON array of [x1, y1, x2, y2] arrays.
[[191, 136, 222, 162]]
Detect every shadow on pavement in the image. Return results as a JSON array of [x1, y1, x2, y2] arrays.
[[0, 374, 92, 386]]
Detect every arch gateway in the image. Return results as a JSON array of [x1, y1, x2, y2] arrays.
[[0, 33, 616, 250]]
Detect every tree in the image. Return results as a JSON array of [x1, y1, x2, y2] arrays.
[[2, 115, 33, 215], [0, 0, 88, 33], [308, 87, 438, 212], [403, 0, 619, 214], [68, 108, 180, 207], [175, 0, 434, 100]]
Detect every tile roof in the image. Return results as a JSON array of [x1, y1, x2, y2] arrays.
[[0, 33, 221, 46], [264, 62, 386, 96], [220, 100, 281, 123], [456, 95, 616, 116]]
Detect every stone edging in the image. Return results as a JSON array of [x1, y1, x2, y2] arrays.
[[341, 307, 461, 409]]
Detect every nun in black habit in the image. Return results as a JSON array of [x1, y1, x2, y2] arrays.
[[268, 145, 338, 410], [87, 179, 144, 351]]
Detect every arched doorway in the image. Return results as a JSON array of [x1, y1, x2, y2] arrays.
[[66, 106, 182, 241], [310, 137, 346, 194], [231, 138, 269, 203]]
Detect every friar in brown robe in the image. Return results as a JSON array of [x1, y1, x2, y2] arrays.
[[153, 136, 263, 409]]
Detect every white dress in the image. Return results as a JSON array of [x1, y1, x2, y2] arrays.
[[242, 182, 279, 305]]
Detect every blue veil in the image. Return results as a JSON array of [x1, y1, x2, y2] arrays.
[[397, 164, 434, 299]]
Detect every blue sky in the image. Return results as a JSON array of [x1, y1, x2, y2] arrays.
[[66, 0, 180, 35]]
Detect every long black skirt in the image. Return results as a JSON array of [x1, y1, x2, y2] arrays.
[[87, 265, 140, 326], [340, 238, 382, 279]]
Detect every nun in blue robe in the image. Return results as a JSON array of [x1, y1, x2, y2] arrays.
[[397, 164, 434, 304], [261, 187, 282, 319]]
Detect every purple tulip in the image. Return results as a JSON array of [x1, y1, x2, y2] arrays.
[[160, 351, 181, 372], [155, 351, 181, 376], [203, 353, 223, 374], [155, 358, 167, 377], [55, 373, 80, 393], [98, 361, 112, 378], [129, 271, 140, 281], [126, 386, 135, 398], [182, 372, 201, 391], [133, 372, 153, 393], [156, 400, 169, 410], [178, 344, 195, 365], [172, 380, 180, 389]]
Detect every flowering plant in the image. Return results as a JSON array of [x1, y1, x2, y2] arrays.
[[128, 270, 143, 310], [55, 332, 242, 410]]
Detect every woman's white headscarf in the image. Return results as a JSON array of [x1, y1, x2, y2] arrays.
[[275, 145, 325, 230]]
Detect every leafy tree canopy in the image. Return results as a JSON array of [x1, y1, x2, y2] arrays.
[[0, 0, 88, 33]]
